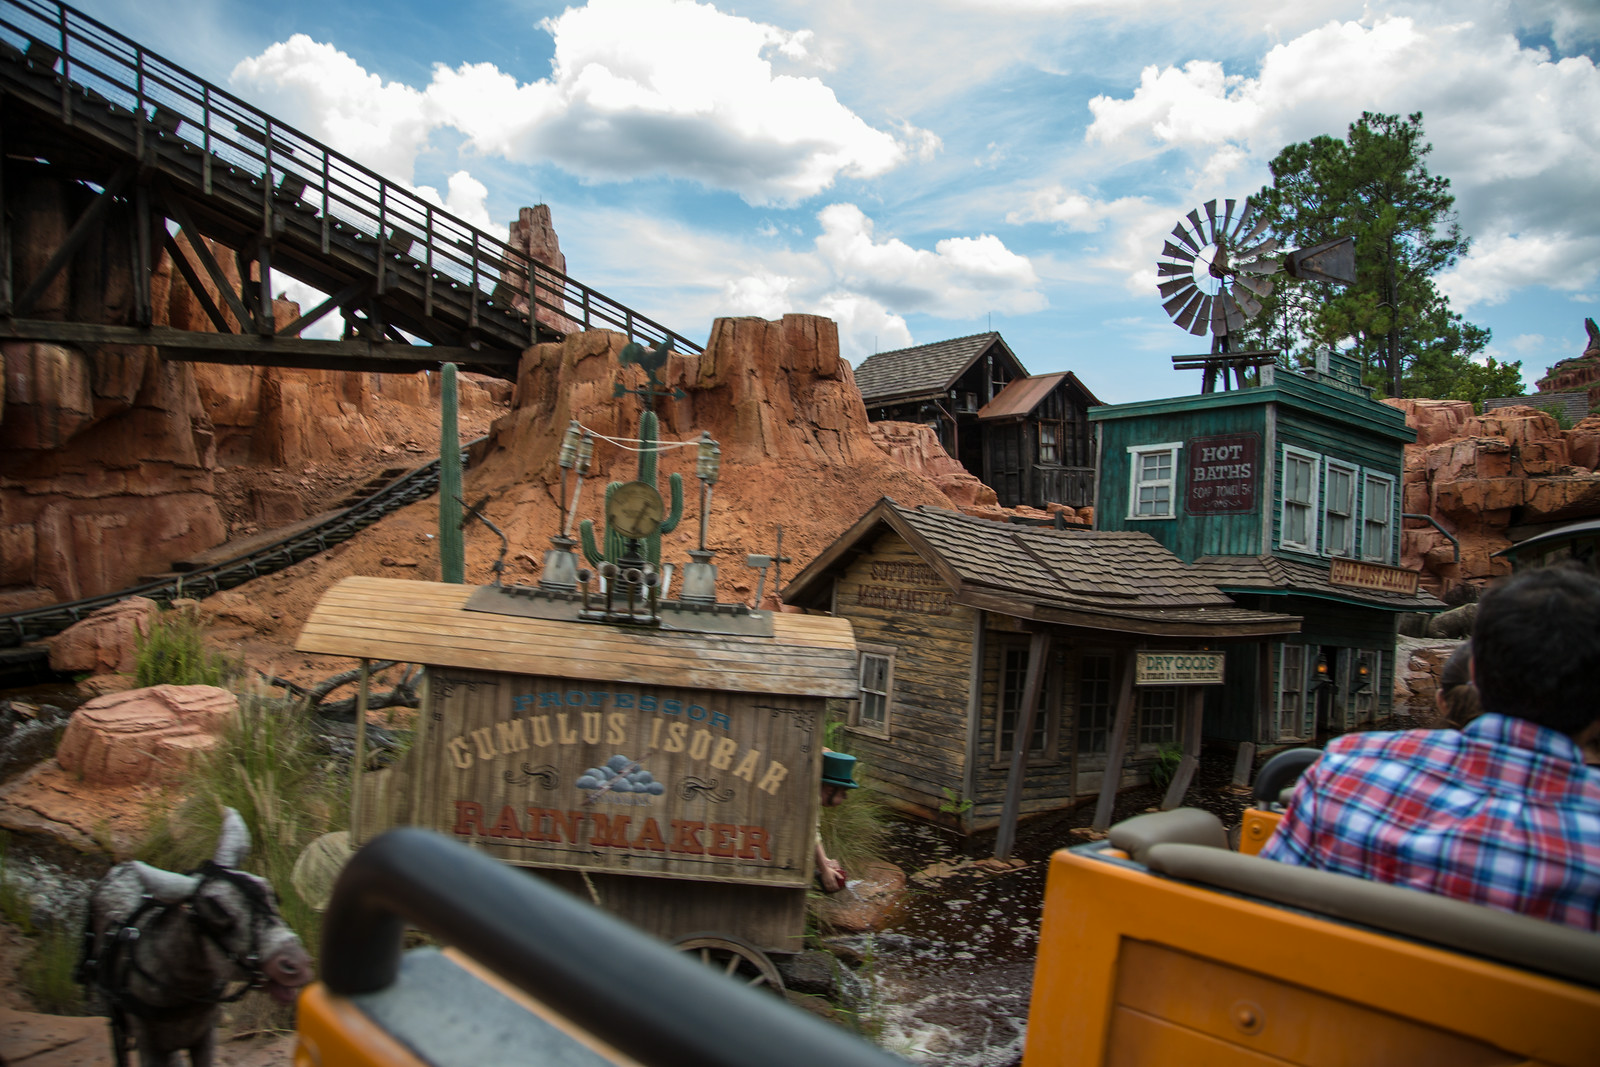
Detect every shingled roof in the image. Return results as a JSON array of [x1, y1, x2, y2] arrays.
[[853, 333, 1024, 405], [785, 500, 1300, 637], [1190, 554, 1446, 611]]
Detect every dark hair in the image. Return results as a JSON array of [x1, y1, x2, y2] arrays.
[[1472, 566, 1600, 736], [1434, 642, 1480, 728]]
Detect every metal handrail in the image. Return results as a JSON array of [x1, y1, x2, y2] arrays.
[[323, 827, 907, 1067], [0, 443, 475, 648], [0, 0, 702, 355]]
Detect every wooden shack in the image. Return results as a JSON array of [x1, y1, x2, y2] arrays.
[[854, 334, 1100, 510], [976, 372, 1100, 510], [297, 575, 857, 954], [1090, 351, 1445, 745], [781, 500, 1300, 834]]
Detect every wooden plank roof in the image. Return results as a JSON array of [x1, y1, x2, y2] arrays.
[[1190, 555, 1447, 611], [853, 332, 1022, 405], [976, 371, 1102, 420], [296, 576, 859, 697], [785, 500, 1301, 638]]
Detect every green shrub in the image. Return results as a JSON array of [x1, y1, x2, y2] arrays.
[[138, 687, 346, 962], [1148, 742, 1185, 791], [134, 606, 236, 688], [20, 922, 85, 1014]]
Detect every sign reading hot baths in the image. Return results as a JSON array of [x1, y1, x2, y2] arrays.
[[1186, 432, 1259, 515], [430, 671, 812, 885]]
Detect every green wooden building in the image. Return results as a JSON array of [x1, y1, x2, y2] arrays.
[[1090, 351, 1445, 747]]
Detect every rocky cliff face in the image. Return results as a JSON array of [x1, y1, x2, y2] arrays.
[[1388, 398, 1600, 597], [0, 164, 526, 611]]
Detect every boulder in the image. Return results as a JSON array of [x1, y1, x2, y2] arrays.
[[813, 860, 908, 932], [54, 684, 236, 786], [46, 597, 159, 675]]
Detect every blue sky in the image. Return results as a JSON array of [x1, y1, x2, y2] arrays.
[[64, 0, 1600, 403]]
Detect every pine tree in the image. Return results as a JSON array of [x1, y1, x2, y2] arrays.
[[1239, 112, 1508, 403]]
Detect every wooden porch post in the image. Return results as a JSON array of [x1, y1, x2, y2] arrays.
[[1160, 687, 1207, 810], [994, 629, 1051, 860], [1091, 649, 1139, 832], [350, 658, 371, 845]]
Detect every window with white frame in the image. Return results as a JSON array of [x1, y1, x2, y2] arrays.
[[1362, 473, 1396, 562], [1127, 442, 1182, 519], [1280, 447, 1319, 551], [1323, 461, 1357, 558], [855, 650, 894, 735]]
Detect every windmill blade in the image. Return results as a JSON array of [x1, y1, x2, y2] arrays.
[[1189, 294, 1214, 336], [1204, 199, 1219, 243], [1237, 257, 1283, 277], [1159, 277, 1195, 300], [1185, 209, 1207, 246], [1162, 240, 1197, 263], [1236, 290, 1263, 319], [1164, 283, 1199, 316], [1173, 290, 1206, 331], [1235, 273, 1274, 298], [1239, 211, 1271, 246], [1228, 202, 1255, 242], [1239, 237, 1280, 261], [1221, 292, 1247, 335], [1157, 261, 1194, 277], [1220, 198, 1238, 241], [1210, 295, 1230, 336], [1169, 223, 1202, 255]]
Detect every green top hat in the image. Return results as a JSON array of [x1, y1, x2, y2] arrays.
[[821, 751, 859, 789]]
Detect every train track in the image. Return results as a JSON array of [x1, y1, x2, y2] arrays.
[[0, 443, 476, 648]]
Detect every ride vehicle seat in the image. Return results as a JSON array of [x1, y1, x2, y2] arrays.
[[1022, 807, 1600, 1066]]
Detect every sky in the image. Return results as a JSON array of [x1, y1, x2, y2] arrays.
[[58, 0, 1600, 403]]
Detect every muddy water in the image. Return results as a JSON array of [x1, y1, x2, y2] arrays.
[[829, 821, 1054, 1067]]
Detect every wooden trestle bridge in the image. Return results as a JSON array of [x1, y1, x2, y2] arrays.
[[0, 0, 702, 379]]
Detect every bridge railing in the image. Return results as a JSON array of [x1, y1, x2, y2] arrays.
[[0, 0, 702, 354]]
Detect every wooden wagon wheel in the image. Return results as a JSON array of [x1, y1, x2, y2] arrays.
[[670, 933, 786, 995]]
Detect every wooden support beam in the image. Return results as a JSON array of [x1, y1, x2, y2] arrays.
[[235, 245, 259, 329], [995, 629, 1051, 860], [13, 165, 132, 314], [1160, 688, 1207, 810], [0, 319, 516, 375], [160, 192, 255, 332], [161, 229, 234, 334], [0, 108, 10, 316], [257, 241, 274, 337], [131, 182, 152, 327], [278, 278, 369, 339], [1091, 649, 1139, 833]]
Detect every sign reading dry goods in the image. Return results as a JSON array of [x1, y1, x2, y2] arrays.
[[1186, 432, 1259, 515], [1136, 651, 1226, 686], [428, 669, 816, 887], [1328, 557, 1420, 595]]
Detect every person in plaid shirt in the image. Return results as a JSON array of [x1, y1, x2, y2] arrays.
[[1260, 566, 1600, 930]]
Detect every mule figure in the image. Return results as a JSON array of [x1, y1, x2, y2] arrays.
[[78, 807, 314, 1067]]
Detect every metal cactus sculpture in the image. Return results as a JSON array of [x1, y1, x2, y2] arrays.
[[578, 409, 684, 567]]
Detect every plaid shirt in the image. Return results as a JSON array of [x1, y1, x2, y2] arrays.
[[1260, 713, 1600, 930]]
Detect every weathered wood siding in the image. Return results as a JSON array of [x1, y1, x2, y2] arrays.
[[829, 531, 978, 816], [1092, 399, 1267, 561], [413, 667, 823, 888]]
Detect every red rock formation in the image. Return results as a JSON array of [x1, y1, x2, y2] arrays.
[[45, 596, 159, 675], [1387, 399, 1600, 597], [55, 684, 237, 787], [867, 422, 998, 508], [502, 204, 580, 335]]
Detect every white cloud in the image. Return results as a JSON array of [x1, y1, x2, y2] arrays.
[[230, 35, 434, 183], [415, 171, 495, 232], [232, 0, 929, 206], [1440, 231, 1600, 309]]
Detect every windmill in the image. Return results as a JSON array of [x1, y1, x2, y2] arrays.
[[1158, 197, 1356, 391]]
